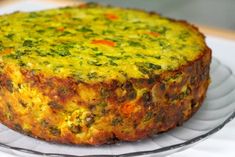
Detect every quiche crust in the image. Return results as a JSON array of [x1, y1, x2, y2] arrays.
[[0, 3, 211, 145]]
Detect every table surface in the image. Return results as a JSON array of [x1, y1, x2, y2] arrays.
[[199, 25, 235, 41], [0, 1, 234, 157]]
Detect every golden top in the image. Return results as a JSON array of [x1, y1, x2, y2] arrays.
[[0, 3, 206, 83]]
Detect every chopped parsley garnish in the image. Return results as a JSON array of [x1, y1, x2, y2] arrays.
[[5, 33, 15, 40], [135, 62, 161, 75], [87, 72, 98, 79], [23, 40, 33, 47], [78, 27, 93, 32]]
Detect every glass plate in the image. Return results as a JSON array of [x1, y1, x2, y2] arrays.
[[0, 57, 234, 157]]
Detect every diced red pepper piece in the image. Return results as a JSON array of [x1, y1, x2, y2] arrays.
[[91, 39, 116, 47], [146, 31, 160, 37], [104, 13, 119, 20]]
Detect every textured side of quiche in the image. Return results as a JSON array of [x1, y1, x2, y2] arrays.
[[0, 3, 211, 145]]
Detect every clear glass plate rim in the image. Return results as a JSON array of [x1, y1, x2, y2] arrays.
[[0, 57, 234, 157]]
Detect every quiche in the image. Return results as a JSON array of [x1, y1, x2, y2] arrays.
[[0, 3, 211, 145]]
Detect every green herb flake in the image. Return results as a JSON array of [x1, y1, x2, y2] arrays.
[[119, 70, 128, 78], [100, 88, 109, 99], [54, 49, 71, 56], [43, 61, 50, 65], [128, 41, 143, 47], [78, 27, 93, 32], [102, 29, 115, 35], [91, 47, 98, 51], [98, 102, 107, 107], [123, 26, 130, 30], [5, 33, 15, 40], [51, 44, 73, 57], [69, 125, 82, 134], [36, 29, 45, 34], [148, 63, 161, 70], [156, 38, 171, 50], [135, 63, 150, 75], [152, 55, 161, 59], [109, 60, 118, 66], [179, 30, 191, 41], [28, 12, 39, 18], [135, 53, 146, 58], [6, 50, 28, 59], [87, 60, 102, 66], [144, 111, 153, 122], [6, 79, 14, 93], [111, 117, 123, 126], [18, 60, 26, 66], [135, 62, 161, 75], [48, 101, 63, 110], [36, 50, 51, 57], [0, 42, 3, 51], [47, 26, 56, 30], [59, 31, 72, 36], [23, 40, 33, 47], [105, 55, 122, 60], [87, 72, 98, 79], [94, 51, 103, 56], [49, 127, 61, 136], [151, 26, 169, 35]]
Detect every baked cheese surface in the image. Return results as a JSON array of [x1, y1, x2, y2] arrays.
[[0, 4, 205, 83]]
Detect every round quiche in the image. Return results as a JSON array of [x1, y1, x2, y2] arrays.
[[0, 3, 211, 145]]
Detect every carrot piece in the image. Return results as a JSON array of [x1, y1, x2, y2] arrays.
[[1, 48, 12, 55], [91, 39, 116, 47], [104, 13, 118, 20], [121, 102, 135, 115], [146, 31, 160, 37], [57, 27, 64, 32]]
